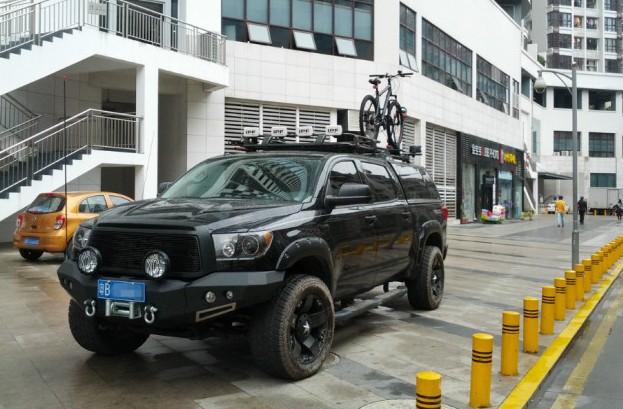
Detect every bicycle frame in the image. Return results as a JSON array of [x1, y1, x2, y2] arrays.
[[371, 80, 397, 123]]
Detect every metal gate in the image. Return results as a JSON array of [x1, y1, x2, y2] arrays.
[[425, 125, 457, 218]]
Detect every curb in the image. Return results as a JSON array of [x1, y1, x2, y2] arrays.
[[498, 258, 623, 408]]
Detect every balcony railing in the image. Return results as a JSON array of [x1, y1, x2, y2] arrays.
[[0, 109, 140, 197], [0, 0, 226, 64]]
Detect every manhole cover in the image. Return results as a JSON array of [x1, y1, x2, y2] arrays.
[[323, 352, 339, 367]]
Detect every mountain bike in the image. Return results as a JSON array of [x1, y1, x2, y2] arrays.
[[359, 71, 412, 152]]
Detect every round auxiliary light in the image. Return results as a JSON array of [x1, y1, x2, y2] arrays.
[[144, 251, 170, 279], [78, 247, 101, 275], [205, 291, 216, 303], [222, 241, 236, 258], [225, 290, 234, 300]]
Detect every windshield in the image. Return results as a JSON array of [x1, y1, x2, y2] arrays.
[[161, 155, 322, 203]]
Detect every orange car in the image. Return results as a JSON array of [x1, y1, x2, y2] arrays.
[[13, 191, 133, 260]]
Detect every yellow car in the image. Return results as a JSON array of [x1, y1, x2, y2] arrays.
[[13, 191, 133, 260]]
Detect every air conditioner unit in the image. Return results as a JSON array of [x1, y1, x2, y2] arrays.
[[554, 151, 561, 156]]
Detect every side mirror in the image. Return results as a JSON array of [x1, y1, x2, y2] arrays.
[[325, 183, 372, 208], [157, 182, 173, 196]]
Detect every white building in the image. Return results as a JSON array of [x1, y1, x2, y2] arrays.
[[2, 0, 618, 241]]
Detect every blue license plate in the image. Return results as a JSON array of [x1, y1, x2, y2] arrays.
[[24, 237, 39, 246], [97, 280, 145, 302]]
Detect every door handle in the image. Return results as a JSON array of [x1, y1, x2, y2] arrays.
[[365, 215, 377, 224]]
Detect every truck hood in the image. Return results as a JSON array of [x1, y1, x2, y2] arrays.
[[94, 198, 304, 231]]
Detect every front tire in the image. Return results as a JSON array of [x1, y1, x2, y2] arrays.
[[359, 95, 378, 139], [19, 248, 43, 260], [407, 246, 444, 310], [68, 301, 149, 355], [249, 275, 335, 380]]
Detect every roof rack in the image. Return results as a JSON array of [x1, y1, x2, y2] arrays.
[[237, 126, 421, 163]]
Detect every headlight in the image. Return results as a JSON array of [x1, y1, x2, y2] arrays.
[[213, 231, 274, 260], [73, 225, 92, 251]]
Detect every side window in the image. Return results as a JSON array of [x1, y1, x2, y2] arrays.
[[361, 161, 400, 202], [79, 195, 107, 213], [328, 161, 362, 195], [110, 195, 131, 207], [394, 164, 430, 199]]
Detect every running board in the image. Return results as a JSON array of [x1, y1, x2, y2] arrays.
[[335, 286, 407, 323]]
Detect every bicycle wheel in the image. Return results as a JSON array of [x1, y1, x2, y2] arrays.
[[359, 95, 379, 139], [386, 100, 404, 151]]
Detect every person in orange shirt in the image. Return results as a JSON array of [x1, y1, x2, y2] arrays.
[[555, 195, 566, 228]]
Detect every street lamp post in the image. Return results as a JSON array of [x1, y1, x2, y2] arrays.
[[534, 63, 579, 268]]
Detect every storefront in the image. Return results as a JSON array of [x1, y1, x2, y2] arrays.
[[457, 134, 524, 223]]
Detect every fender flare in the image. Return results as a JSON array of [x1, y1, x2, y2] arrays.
[[276, 237, 334, 279]]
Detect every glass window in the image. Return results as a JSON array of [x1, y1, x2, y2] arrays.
[[399, 4, 416, 70], [587, 38, 598, 50], [553, 131, 581, 153], [247, 0, 267, 23], [270, 0, 290, 26], [223, 0, 244, 19], [477, 55, 510, 114], [314, 0, 332, 34], [361, 162, 400, 202], [606, 59, 620, 73], [589, 133, 615, 157], [591, 173, 616, 188], [574, 37, 582, 49], [28, 194, 65, 214], [553, 87, 582, 109], [589, 90, 615, 110], [293, 30, 316, 50], [604, 18, 617, 32], [586, 17, 597, 29], [328, 161, 362, 195], [605, 38, 617, 53], [336, 37, 357, 56], [247, 23, 272, 44], [293, 0, 312, 30], [110, 195, 131, 206], [354, 2, 372, 40], [335, 0, 353, 37], [81, 196, 108, 213]]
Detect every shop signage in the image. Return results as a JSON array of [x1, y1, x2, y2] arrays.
[[471, 143, 517, 165]]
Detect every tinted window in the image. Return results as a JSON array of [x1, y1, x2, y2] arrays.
[[27, 194, 65, 214], [79, 195, 107, 213], [110, 195, 131, 207], [328, 161, 361, 195], [394, 164, 430, 199], [361, 161, 400, 202]]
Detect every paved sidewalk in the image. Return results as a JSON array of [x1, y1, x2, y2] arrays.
[[0, 213, 621, 409]]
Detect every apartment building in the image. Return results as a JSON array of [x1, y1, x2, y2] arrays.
[[526, 0, 623, 209], [0, 0, 575, 241]]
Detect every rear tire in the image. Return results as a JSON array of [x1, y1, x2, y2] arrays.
[[359, 95, 378, 139], [386, 100, 404, 150], [249, 275, 335, 380], [19, 248, 43, 261], [68, 301, 149, 355], [407, 246, 444, 310]]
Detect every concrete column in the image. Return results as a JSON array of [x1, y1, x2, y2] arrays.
[[186, 83, 225, 168], [135, 65, 159, 199]]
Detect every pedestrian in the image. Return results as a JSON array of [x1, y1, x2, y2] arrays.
[[614, 199, 623, 221], [577, 196, 587, 225], [555, 195, 566, 228]]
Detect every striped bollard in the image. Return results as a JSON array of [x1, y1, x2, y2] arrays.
[[523, 297, 539, 353], [597, 251, 605, 277], [470, 333, 493, 408], [592, 254, 601, 282], [564, 270, 576, 310], [573, 263, 584, 301], [416, 372, 441, 409], [501, 311, 519, 376], [583, 258, 594, 287], [540, 286, 555, 335], [554, 278, 566, 321]]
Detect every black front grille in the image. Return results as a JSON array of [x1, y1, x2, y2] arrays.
[[90, 230, 201, 274]]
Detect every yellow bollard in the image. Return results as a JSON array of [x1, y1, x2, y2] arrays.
[[416, 372, 442, 409], [583, 258, 594, 287], [564, 270, 576, 310], [523, 297, 539, 353], [470, 333, 493, 408], [540, 286, 555, 335], [554, 278, 566, 321], [573, 263, 584, 301], [501, 311, 520, 376], [597, 251, 605, 277], [602, 246, 611, 270], [591, 254, 601, 283]]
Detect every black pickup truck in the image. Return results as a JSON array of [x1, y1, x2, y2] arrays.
[[57, 132, 448, 380]]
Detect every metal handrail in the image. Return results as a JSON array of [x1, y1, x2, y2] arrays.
[[0, 0, 226, 64], [0, 109, 140, 197]]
